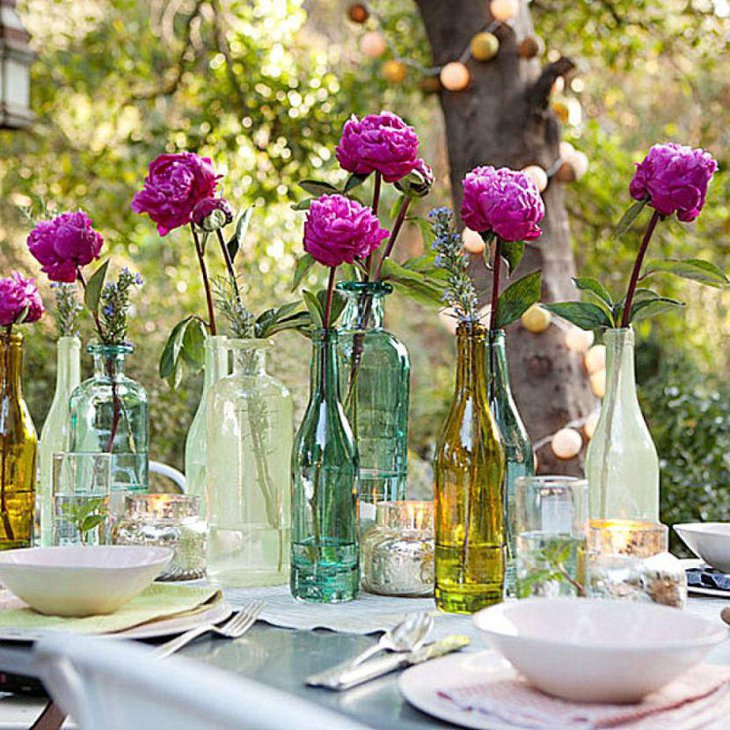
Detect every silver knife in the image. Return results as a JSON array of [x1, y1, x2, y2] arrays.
[[306, 634, 470, 690]]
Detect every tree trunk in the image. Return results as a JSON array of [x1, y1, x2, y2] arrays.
[[416, 0, 596, 474]]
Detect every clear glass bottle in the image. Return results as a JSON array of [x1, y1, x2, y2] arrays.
[[184, 335, 229, 512], [68, 344, 149, 504], [37, 336, 81, 546], [336, 282, 409, 521], [291, 329, 359, 603], [206, 339, 292, 587], [434, 322, 506, 614], [0, 332, 37, 549], [486, 329, 535, 596], [585, 328, 659, 522]]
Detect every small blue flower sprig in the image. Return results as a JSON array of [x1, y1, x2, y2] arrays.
[[98, 268, 143, 346], [50, 282, 83, 338]]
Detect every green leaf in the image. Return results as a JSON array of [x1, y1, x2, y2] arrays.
[[181, 317, 206, 368], [255, 302, 310, 338], [298, 179, 340, 196], [316, 288, 346, 327], [379, 258, 444, 307], [643, 258, 730, 288], [159, 316, 194, 380], [291, 253, 316, 292], [291, 198, 313, 211], [498, 240, 525, 275], [84, 259, 110, 313], [80, 514, 106, 534], [407, 215, 434, 247], [302, 289, 324, 328], [614, 198, 648, 238], [573, 277, 613, 306], [343, 172, 370, 193], [496, 270, 542, 329], [226, 206, 254, 263], [542, 301, 613, 330], [259, 311, 312, 338], [630, 296, 685, 323]]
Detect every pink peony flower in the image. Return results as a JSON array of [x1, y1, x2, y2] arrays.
[[0, 272, 44, 326], [191, 197, 234, 231], [461, 166, 544, 242], [131, 152, 220, 236], [629, 143, 717, 222], [27, 210, 104, 283], [335, 112, 420, 183], [304, 194, 390, 268]]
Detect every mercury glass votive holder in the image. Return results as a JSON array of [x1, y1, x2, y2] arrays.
[[361, 501, 434, 597], [113, 494, 208, 581], [587, 519, 686, 608]]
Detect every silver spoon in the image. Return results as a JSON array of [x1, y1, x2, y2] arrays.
[[349, 611, 434, 668]]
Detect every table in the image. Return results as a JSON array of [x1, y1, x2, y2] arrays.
[[1, 595, 729, 730]]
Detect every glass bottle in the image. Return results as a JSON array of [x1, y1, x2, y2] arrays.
[[184, 335, 229, 512], [0, 332, 37, 549], [206, 339, 292, 587], [69, 344, 149, 506], [336, 282, 409, 522], [291, 329, 359, 603], [486, 329, 535, 597], [434, 322, 506, 614], [585, 328, 659, 522], [37, 336, 81, 546]]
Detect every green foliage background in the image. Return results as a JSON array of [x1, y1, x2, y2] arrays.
[[1, 0, 728, 519]]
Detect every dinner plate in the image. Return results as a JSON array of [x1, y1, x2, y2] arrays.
[[399, 650, 516, 730]]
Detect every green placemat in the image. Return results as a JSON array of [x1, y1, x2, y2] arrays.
[[0, 583, 220, 634]]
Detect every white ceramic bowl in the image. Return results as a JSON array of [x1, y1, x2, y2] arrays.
[[674, 523, 730, 572], [0, 545, 172, 617], [474, 598, 726, 703]]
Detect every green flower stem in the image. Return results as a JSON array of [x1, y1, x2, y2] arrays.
[[191, 224, 217, 335], [215, 228, 242, 304], [489, 240, 502, 333], [621, 209, 661, 328], [373, 195, 411, 281]]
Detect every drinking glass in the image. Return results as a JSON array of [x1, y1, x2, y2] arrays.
[[52, 452, 112, 546], [514, 476, 588, 598]]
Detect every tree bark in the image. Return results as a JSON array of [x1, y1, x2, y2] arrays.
[[416, 0, 596, 474]]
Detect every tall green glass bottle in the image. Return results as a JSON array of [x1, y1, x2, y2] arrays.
[[434, 322, 506, 614], [336, 281, 409, 519], [0, 332, 37, 549], [291, 329, 359, 603], [486, 329, 534, 597]]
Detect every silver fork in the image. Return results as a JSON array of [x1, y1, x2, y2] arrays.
[[153, 600, 264, 659]]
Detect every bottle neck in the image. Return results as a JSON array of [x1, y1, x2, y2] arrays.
[[231, 341, 269, 377], [90, 345, 131, 380], [0, 332, 24, 398], [310, 329, 341, 401], [604, 328, 636, 401], [56, 336, 81, 393], [454, 322, 488, 398], [203, 335, 230, 387], [338, 282, 391, 330], [486, 329, 510, 391]]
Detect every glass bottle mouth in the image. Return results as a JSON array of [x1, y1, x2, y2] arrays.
[[87, 343, 134, 356], [225, 338, 272, 351], [337, 281, 393, 297], [456, 320, 487, 338]]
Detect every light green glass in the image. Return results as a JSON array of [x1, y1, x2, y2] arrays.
[[184, 335, 229, 513], [206, 339, 292, 587], [69, 344, 149, 502], [37, 336, 81, 546], [291, 329, 359, 603], [486, 330, 535, 597], [586, 328, 659, 522], [434, 322, 506, 614], [336, 282, 409, 523], [0, 332, 37, 549]]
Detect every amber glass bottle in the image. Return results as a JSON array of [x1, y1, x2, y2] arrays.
[[434, 322, 506, 613], [0, 332, 37, 549]]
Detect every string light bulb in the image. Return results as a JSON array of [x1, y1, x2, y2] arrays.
[[440, 61, 470, 91], [584, 344, 606, 374], [551, 428, 583, 460], [361, 31, 387, 58], [590, 369, 606, 398], [521, 304, 552, 333], [383, 59, 407, 83], [347, 3, 369, 23], [521, 165, 548, 192], [490, 0, 519, 22], [462, 227, 485, 254], [470, 32, 500, 61], [519, 36, 543, 59], [565, 327, 594, 353], [584, 410, 600, 439]]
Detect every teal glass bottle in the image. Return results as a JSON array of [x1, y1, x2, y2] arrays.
[[336, 281, 409, 522], [486, 330, 535, 597], [291, 329, 359, 603], [69, 344, 149, 499]]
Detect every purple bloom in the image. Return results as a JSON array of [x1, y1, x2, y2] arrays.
[[27, 210, 104, 283], [629, 143, 717, 222], [0, 272, 44, 326], [461, 166, 544, 242], [335, 112, 420, 183], [131, 152, 220, 236], [191, 197, 234, 231], [303, 194, 390, 268]]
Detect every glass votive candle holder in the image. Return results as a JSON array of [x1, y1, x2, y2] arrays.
[[587, 519, 686, 608], [514, 476, 588, 599], [113, 494, 208, 581], [361, 501, 434, 597]]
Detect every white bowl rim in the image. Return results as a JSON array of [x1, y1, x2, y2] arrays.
[[473, 598, 727, 653], [0, 545, 173, 569], [674, 522, 730, 533]]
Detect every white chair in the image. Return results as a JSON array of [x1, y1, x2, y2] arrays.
[[149, 461, 187, 492], [34, 634, 372, 730]]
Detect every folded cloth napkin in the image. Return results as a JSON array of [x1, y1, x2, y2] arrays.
[[686, 567, 730, 592], [439, 664, 730, 729], [0, 584, 220, 635]]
